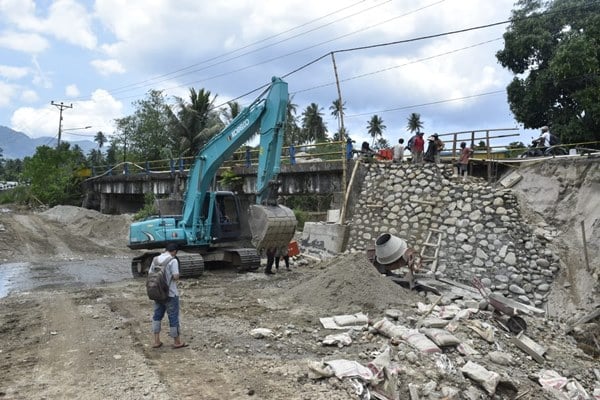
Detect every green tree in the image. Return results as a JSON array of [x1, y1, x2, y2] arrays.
[[406, 112, 424, 134], [367, 114, 386, 146], [374, 137, 390, 150], [171, 88, 222, 157], [22, 144, 86, 206], [300, 103, 328, 144], [0, 159, 23, 181], [329, 98, 346, 133], [94, 131, 107, 150], [496, 0, 600, 143], [114, 90, 175, 161], [221, 101, 241, 124]]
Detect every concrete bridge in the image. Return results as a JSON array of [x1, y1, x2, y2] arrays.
[[82, 160, 348, 214]]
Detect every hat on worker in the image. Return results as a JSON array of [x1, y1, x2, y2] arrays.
[[541, 126, 549, 132], [166, 243, 178, 252]]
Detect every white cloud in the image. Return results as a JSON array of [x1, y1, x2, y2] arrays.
[[66, 84, 80, 97], [20, 89, 38, 102], [0, 81, 17, 107], [0, 0, 96, 50], [11, 89, 123, 138], [90, 59, 125, 76], [0, 65, 29, 80], [0, 30, 49, 53]]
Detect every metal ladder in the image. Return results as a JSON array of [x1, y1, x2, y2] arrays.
[[420, 228, 443, 273]]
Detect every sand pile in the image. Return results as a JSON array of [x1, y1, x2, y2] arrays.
[[286, 253, 422, 314], [41, 205, 132, 249]]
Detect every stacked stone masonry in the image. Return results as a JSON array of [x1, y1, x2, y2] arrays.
[[347, 162, 560, 307]]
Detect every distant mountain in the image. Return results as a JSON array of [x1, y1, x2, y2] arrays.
[[0, 125, 96, 159]]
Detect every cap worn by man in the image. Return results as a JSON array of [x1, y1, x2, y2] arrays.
[[166, 243, 178, 252]]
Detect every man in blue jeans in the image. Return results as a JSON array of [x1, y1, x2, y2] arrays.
[[151, 243, 187, 349]]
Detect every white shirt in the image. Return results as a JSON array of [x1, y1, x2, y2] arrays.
[[393, 144, 404, 161], [151, 251, 180, 297]]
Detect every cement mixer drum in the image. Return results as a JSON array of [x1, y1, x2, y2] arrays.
[[375, 233, 408, 265], [249, 204, 297, 252]]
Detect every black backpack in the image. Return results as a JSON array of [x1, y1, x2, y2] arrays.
[[146, 256, 172, 303], [407, 136, 416, 151], [549, 134, 559, 146]]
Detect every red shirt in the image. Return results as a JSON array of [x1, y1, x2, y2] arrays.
[[413, 135, 424, 152], [459, 147, 472, 164]]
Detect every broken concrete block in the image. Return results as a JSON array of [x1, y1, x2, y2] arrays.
[[499, 171, 522, 188], [510, 332, 546, 364], [461, 361, 501, 395]]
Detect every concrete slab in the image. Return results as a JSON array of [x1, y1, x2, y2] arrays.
[[499, 170, 522, 188], [510, 332, 547, 363], [300, 222, 349, 259]]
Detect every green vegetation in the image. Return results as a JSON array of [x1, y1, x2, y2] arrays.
[[21, 144, 86, 207], [496, 0, 600, 144], [133, 192, 157, 221]]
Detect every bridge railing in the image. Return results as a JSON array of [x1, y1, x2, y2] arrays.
[[88, 141, 346, 178]]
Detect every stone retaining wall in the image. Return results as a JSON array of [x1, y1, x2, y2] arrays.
[[346, 162, 560, 306]]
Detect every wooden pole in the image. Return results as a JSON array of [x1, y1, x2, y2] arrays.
[[331, 52, 347, 197], [581, 220, 591, 272], [338, 158, 361, 225], [486, 130, 492, 182]]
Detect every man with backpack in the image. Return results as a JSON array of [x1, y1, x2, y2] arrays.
[[149, 243, 187, 349]]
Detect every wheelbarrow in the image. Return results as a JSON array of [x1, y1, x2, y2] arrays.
[[472, 277, 545, 333]]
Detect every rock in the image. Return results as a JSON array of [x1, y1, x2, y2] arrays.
[[509, 284, 525, 295], [456, 233, 468, 242], [496, 207, 507, 215], [537, 283, 550, 292], [476, 248, 488, 260], [536, 259, 550, 268], [461, 244, 473, 252], [492, 197, 504, 206], [488, 351, 513, 366], [460, 361, 501, 395], [495, 275, 509, 283], [504, 252, 517, 265], [250, 328, 273, 339]]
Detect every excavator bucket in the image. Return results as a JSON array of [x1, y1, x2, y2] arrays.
[[249, 204, 297, 253]]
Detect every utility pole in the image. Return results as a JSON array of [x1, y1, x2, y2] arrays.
[[51, 101, 73, 147]]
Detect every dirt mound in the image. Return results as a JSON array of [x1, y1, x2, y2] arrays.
[[41, 205, 132, 249], [510, 158, 600, 318], [286, 253, 422, 314]]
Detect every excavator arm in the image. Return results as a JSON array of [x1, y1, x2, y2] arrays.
[[179, 76, 296, 250]]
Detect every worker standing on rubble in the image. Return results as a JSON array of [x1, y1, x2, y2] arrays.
[[264, 247, 277, 275]]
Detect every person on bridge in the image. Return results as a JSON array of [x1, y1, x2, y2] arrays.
[[150, 243, 187, 349], [457, 142, 473, 181]]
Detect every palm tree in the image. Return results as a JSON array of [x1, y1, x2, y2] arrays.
[[284, 95, 300, 146], [329, 99, 346, 132], [171, 88, 220, 156], [222, 101, 241, 124], [301, 103, 328, 144], [406, 112, 423, 134], [367, 114, 386, 146], [94, 131, 107, 149]]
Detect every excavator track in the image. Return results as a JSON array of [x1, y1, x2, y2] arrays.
[[229, 248, 261, 272], [177, 253, 205, 278]]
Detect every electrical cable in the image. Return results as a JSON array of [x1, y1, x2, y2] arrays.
[[100, 0, 390, 96]]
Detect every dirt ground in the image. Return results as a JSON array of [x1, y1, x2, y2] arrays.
[[0, 202, 598, 399]]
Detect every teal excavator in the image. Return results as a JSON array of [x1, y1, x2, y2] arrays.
[[128, 77, 297, 277]]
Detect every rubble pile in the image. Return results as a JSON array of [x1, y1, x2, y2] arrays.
[[347, 163, 561, 307], [306, 289, 599, 399]]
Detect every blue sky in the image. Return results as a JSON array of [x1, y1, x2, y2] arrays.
[[0, 0, 539, 149]]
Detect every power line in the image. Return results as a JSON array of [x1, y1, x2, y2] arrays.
[[103, 0, 390, 96], [107, 0, 446, 102], [344, 90, 505, 118], [291, 38, 502, 94]]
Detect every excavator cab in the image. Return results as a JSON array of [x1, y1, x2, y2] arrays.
[[205, 192, 242, 242]]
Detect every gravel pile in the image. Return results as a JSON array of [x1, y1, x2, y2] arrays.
[[286, 253, 422, 314]]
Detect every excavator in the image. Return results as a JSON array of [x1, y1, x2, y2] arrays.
[[128, 77, 297, 277]]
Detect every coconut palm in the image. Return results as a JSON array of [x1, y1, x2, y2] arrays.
[[367, 114, 386, 146], [329, 98, 346, 132], [301, 103, 328, 144], [94, 131, 107, 149], [171, 88, 220, 157], [406, 112, 423, 133], [284, 95, 300, 146], [222, 101, 241, 124]]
